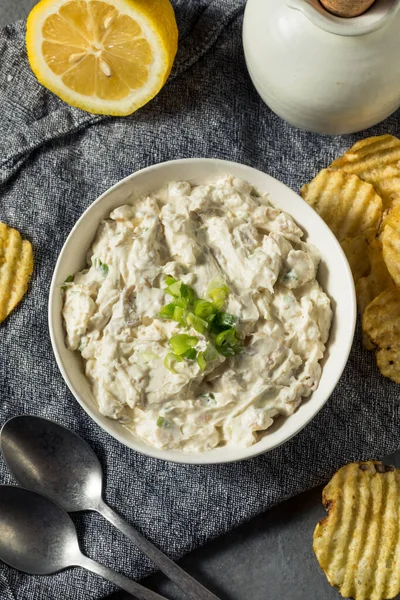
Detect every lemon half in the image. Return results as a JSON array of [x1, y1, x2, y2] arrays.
[[26, 0, 178, 116]]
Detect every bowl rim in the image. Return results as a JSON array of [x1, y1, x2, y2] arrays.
[[49, 157, 356, 465]]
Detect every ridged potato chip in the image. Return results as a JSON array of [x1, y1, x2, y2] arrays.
[[300, 169, 382, 241], [362, 286, 400, 348], [340, 228, 375, 283], [330, 134, 400, 211], [357, 237, 393, 349], [356, 237, 393, 318], [0, 222, 33, 323], [376, 346, 400, 384], [384, 203, 400, 230], [313, 461, 400, 600], [382, 224, 400, 288], [303, 136, 400, 379]]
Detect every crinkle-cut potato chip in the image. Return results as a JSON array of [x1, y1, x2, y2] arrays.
[[356, 237, 393, 316], [382, 224, 400, 287], [313, 461, 400, 600], [362, 286, 400, 348], [376, 346, 400, 384], [356, 238, 393, 349], [340, 228, 375, 283], [383, 202, 400, 231], [0, 222, 33, 323], [300, 169, 382, 241], [330, 134, 400, 211]]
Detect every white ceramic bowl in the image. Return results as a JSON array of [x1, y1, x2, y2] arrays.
[[49, 158, 356, 464]]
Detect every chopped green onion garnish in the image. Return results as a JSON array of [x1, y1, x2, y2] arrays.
[[204, 343, 218, 361], [215, 328, 237, 347], [156, 416, 170, 428], [165, 280, 196, 305], [166, 281, 183, 298], [173, 305, 185, 326], [206, 277, 228, 295], [208, 311, 237, 335], [215, 312, 236, 328], [183, 348, 197, 360], [218, 346, 236, 357], [164, 352, 182, 373], [185, 286, 195, 305], [61, 275, 74, 291], [186, 312, 208, 334], [176, 297, 189, 308], [169, 334, 198, 355], [197, 351, 206, 371], [209, 288, 228, 309], [159, 278, 242, 361], [194, 299, 215, 319], [206, 278, 229, 309], [180, 282, 189, 295], [181, 283, 194, 304], [159, 301, 187, 323], [165, 275, 177, 286], [196, 343, 219, 371], [158, 303, 176, 319], [94, 258, 109, 277]]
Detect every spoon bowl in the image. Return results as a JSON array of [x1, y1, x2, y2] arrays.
[[1, 415, 102, 512], [0, 485, 79, 574], [0, 485, 169, 600]]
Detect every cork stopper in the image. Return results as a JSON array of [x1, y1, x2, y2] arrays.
[[319, 0, 376, 17]]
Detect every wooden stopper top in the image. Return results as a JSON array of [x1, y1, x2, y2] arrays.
[[319, 0, 376, 17]]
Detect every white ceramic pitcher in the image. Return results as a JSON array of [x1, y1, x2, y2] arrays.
[[243, 0, 400, 134]]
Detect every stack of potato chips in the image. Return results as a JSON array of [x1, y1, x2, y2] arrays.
[[301, 135, 400, 383]]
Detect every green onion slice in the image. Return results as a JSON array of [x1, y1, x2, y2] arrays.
[[165, 280, 196, 304], [185, 287, 195, 305], [164, 352, 182, 373], [165, 275, 177, 286], [169, 334, 198, 355], [186, 312, 208, 334], [156, 416, 170, 428], [206, 278, 229, 309], [93, 258, 109, 277], [194, 299, 215, 319], [182, 348, 197, 360], [197, 351, 206, 371], [215, 312, 236, 328], [158, 303, 176, 319], [204, 343, 218, 361], [209, 289, 228, 309], [61, 275, 74, 291], [173, 305, 185, 326], [218, 346, 236, 357], [215, 328, 237, 347], [166, 281, 183, 298]]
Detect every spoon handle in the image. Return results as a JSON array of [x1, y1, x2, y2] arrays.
[[98, 501, 221, 600], [78, 554, 169, 600]]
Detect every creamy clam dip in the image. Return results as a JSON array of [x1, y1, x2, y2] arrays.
[[62, 176, 332, 453]]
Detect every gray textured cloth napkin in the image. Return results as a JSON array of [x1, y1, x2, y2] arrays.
[[1, 1, 400, 598]]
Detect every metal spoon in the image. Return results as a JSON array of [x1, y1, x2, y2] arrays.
[[1, 415, 220, 600], [0, 485, 168, 600]]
